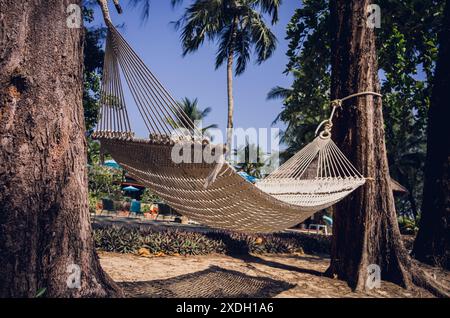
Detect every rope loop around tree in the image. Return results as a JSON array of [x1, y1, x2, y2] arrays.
[[315, 91, 383, 138]]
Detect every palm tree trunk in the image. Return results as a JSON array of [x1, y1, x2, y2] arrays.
[[226, 52, 235, 153], [226, 16, 239, 155], [0, 0, 121, 297]]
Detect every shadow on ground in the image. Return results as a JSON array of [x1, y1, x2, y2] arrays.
[[232, 254, 326, 277], [119, 266, 295, 298]]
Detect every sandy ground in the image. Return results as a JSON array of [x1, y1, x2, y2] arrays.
[[99, 251, 449, 298]]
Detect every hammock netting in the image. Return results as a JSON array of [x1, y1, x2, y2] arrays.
[[92, 19, 367, 233]]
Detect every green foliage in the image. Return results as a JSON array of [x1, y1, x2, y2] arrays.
[[88, 193, 99, 215], [83, 5, 111, 202], [88, 164, 123, 199], [398, 215, 420, 235], [94, 226, 143, 254], [176, 0, 280, 76], [380, 21, 434, 218], [82, 6, 126, 202], [87, 138, 101, 165], [35, 288, 46, 298], [271, 0, 445, 217], [268, 0, 331, 159], [368, 0, 442, 219], [175, 97, 218, 134], [142, 231, 226, 255], [93, 225, 331, 256], [234, 141, 266, 178], [140, 188, 160, 203], [141, 203, 153, 213], [82, 6, 106, 135]]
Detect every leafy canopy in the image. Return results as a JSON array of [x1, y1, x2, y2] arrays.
[[176, 0, 281, 75], [270, 0, 445, 217]]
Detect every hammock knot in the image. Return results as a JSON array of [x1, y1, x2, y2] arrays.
[[319, 121, 333, 139], [324, 121, 333, 132], [331, 99, 343, 108]]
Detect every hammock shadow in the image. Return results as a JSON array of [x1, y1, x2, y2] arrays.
[[231, 254, 326, 277], [119, 266, 295, 298], [203, 233, 325, 277]]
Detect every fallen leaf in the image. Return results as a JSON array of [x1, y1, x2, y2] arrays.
[[138, 248, 151, 257]]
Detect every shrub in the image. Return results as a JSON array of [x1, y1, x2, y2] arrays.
[[93, 227, 142, 254], [93, 224, 331, 256], [398, 216, 419, 235], [88, 194, 98, 215], [88, 164, 123, 199]]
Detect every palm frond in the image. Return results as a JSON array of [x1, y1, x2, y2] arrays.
[[128, 0, 151, 23], [176, 97, 217, 134], [171, 0, 184, 7], [177, 0, 225, 55], [248, 10, 277, 63], [215, 25, 233, 69], [254, 0, 282, 24], [267, 86, 292, 100], [234, 27, 251, 75]]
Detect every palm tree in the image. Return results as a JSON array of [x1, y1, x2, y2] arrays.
[[128, 0, 184, 21], [176, 0, 281, 148], [176, 97, 218, 134]]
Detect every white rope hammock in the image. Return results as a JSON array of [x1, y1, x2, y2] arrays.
[[92, 1, 381, 233]]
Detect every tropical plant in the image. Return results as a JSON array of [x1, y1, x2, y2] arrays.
[[82, 5, 108, 169], [82, 4, 108, 134], [140, 188, 161, 203], [176, 0, 282, 147], [89, 193, 100, 215], [88, 164, 123, 199], [234, 140, 266, 178], [128, 0, 184, 22], [413, 0, 450, 270], [176, 97, 218, 134], [92, 224, 330, 256], [270, 0, 444, 220], [267, 0, 331, 160], [398, 215, 420, 235]]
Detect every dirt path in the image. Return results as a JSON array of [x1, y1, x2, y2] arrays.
[[99, 252, 447, 298]]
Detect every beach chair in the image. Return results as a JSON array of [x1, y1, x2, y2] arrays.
[[129, 200, 143, 218], [101, 198, 115, 215]]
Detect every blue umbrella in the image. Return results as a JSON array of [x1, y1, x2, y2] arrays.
[[323, 215, 333, 226], [238, 172, 259, 184], [123, 186, 140, 192], [104, 159, 121, 169]]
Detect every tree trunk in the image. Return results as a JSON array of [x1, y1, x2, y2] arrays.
[[327, 0, 414, 290], [406, 185, 419, 221], [226, 52, 235, 152], [413, 0, 450, 270], [225, 16, 239, 155], [0, 0, 121, 297]]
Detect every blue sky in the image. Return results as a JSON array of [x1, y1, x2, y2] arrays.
[[90, 0, 300, 138]]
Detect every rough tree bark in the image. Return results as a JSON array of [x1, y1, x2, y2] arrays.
[[0, 0, 121, 297], [226, 49, 235, 151], [413, 0, 450, 270], [327, 0, 448, 296], [226, 16, 239, 153]]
